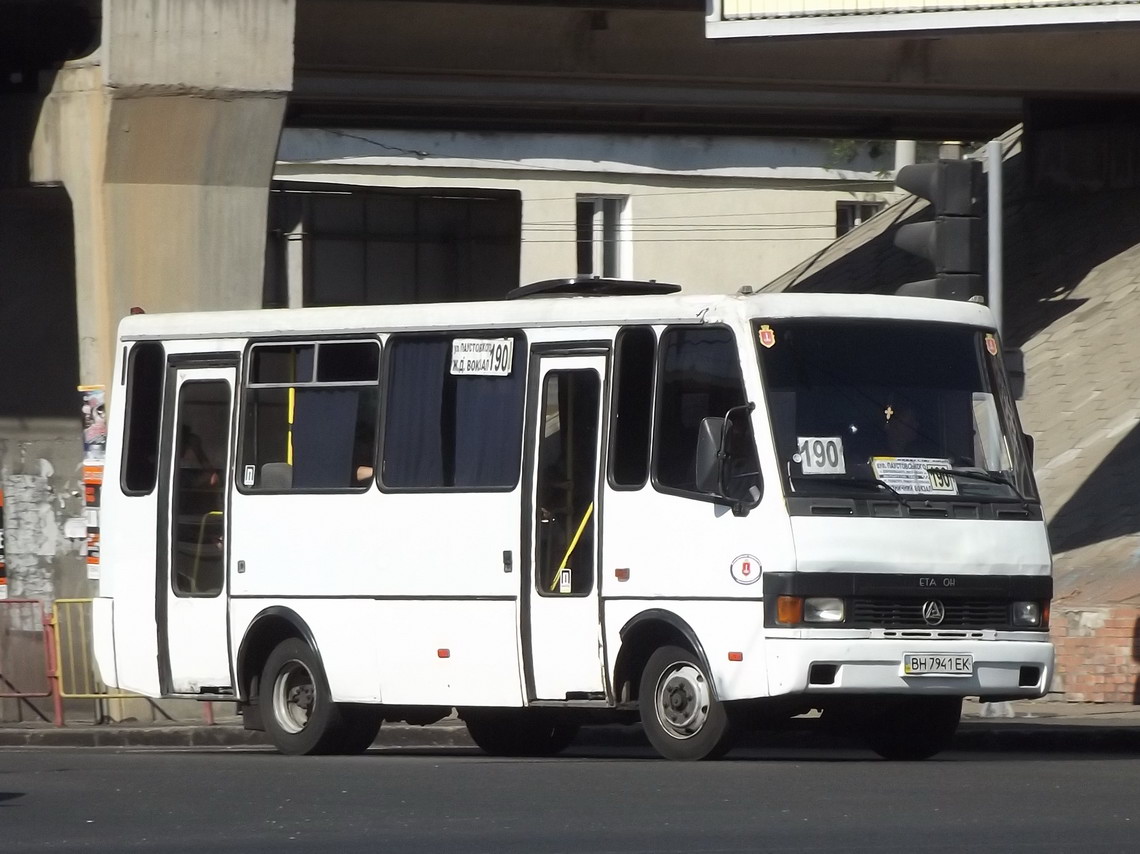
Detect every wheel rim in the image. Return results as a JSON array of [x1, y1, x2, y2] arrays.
[[272, 658, 316, 734], [654, 661, 711, 740]]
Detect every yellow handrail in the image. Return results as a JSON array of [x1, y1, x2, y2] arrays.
[[548, 502, 594, 593], [190, 510, 224, 593]]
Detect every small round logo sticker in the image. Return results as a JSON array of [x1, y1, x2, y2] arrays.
[[731, 554, 762, 585]]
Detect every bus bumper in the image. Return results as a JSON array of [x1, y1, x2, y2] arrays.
[[764, 636, 1055, 700]]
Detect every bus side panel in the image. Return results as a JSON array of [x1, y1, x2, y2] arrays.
[[100, 490, 163, 696], [373, 599, 524, 707], [230, 598, 525, 707], [91, 597, 118, 688], [603, 599, 772, 702], [94, 346, 162, 697], [229, 492, 520, 599], [600, 488, 795, 600]]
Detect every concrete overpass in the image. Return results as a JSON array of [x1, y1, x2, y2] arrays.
[[4, 0, 1139, 377]]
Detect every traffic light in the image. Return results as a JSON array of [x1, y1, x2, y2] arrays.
[[893, 159, 986, 302]]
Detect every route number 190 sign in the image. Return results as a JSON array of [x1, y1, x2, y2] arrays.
[[796, 436, 846, 475]]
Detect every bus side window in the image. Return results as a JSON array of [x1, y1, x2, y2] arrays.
[[609, 326, 655, 489], [382, 333, 526, 490], [240, 340, 380, 491], [172, 382, 230, 596], [121, 341, 166, 495], [653, 326, 753, 496]]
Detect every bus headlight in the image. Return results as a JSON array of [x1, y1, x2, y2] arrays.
[[804, 597, 846, 623], [1012, 601, 1043, 627]]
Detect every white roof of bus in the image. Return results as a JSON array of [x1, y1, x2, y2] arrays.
[[116, 291, 994, 341]]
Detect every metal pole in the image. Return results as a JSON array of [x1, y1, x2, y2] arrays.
[[987, 139, 1004, 335]]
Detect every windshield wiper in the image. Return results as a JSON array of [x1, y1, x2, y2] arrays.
[[926, 467, 1025, 501], [792, 475, 910, 505]]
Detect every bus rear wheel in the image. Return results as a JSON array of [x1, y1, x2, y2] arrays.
[[639, 645, 734, 761], [461, 708, 578, 757], [260, 638, 380, 755], [864, 696, 962, 761]]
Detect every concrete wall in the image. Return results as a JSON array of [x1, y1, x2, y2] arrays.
[[0, 186, 88, 718]]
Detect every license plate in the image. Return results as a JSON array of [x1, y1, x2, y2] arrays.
[[903, 653, 973, 676]]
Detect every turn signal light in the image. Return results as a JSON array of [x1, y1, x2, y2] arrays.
[[776, 596, 803, 625]]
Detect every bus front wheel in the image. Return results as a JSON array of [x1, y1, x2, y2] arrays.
[[639, 645, 733, 761], [260, 638, 380, 755]]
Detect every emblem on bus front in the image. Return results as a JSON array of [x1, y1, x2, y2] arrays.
[[921, 600, 946, 626], [730, 554, 762, 585], [758, 325, 776, 349]]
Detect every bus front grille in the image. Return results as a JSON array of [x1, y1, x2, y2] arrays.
[[849, 598, 1011, 630]]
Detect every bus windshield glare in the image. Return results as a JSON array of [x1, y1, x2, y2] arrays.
[[755, 319, 1038, 503]]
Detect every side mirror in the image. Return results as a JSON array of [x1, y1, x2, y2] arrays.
[[1022, 432, 1035, 468], [1003, 346, 1026, 401], [695, 417, 725, 495]]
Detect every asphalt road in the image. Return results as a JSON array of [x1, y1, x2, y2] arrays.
[[2, 742, 1139, 853]]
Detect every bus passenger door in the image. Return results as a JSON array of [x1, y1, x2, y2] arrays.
[[160, 365, 236, 694], [524, 352, 607, 701]]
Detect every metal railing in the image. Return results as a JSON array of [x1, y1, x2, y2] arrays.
[[0, 599, 54, 723], [51, 599, 136, 702], [0, 597, 221, 726], [49, 598, 217, 726]]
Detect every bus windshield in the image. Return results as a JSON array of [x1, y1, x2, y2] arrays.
[[755, 319, 1038, 503]]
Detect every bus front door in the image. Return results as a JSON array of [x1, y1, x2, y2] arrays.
[[524, 352, 607, 701], [160, 365, 236, 695]]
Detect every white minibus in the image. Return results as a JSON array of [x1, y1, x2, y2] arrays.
[[92, 278, 1053, 760]]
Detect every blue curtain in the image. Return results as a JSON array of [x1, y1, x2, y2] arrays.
[[292, 388, 359, 488], [454, 369, 525, 487], [384, 340, 446, 486]]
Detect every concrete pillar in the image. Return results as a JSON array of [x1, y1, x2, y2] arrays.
[[10, 1, 293, 722], [893, 140, 917, 177], [31, 0, 296, 387]]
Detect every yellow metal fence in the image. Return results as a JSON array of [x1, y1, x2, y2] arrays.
[[51, 599, 135, 700]]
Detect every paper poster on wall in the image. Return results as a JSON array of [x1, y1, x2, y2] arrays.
[[79, 385, 107, 464], [0, 488, 7, 599], [79, 385, 106, 580], [84, 481, 101, 580]]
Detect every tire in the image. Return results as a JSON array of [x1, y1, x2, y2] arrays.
[[864, 696, 962, 761], [639, 645, 734, 761], [335, 704, 384, 755], [461, 708, 579, 757], [259, 638, 378, 756]]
